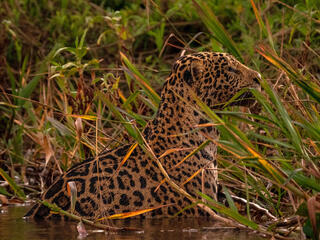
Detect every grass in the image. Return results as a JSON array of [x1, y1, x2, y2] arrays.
[[0, 0, 320, 239]]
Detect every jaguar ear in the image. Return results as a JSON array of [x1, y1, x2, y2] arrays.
[[185, 61, 204, 86]]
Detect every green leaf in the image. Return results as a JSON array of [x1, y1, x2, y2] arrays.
[[258, 46, 320, 105], [6, 63, 17, 96], [17, 60, 47, 107], [249, 132, 294, 149], [47, 117, 73, 136], [120, 52, 160, 106], [285, 170, 320, 192], [198, 192, 259, 230], [0, 186, 12, 197], [96, 91, 143, 144], [296, 201, 308, 217], [222, 186, 238, 213], [258, 78, 308, 160], [193, 0, 243, 62], [79, 28, 88, 49], [0, 168, 25, 199], [303, 215, 320, 240], [18, 74, 41, 106]]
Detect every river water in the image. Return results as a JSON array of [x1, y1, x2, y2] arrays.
[[0, 205, 266, 240]]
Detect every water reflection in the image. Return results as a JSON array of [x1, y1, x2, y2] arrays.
[[0, 205, 266, 240]]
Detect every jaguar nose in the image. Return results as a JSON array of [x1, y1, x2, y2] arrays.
[[251, 71, 262, 92], [254, 73, 262, 92], [254, 72, 261, 82]]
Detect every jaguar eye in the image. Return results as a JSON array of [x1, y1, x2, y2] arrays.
[[228, 67, 240, 74], [253, 77, 260, 84]]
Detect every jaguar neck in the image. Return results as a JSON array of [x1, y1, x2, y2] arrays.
[[143, 84, 217, 158]]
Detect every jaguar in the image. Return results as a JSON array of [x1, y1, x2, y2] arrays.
[[25, 52, 261, 220]]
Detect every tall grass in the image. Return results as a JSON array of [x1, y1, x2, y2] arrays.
[[0, 0, 319, 238]]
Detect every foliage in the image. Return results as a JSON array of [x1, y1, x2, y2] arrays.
[[1, 0, 320, 238]]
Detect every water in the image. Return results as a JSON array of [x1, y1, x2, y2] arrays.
[[0, 205, 266, 240]]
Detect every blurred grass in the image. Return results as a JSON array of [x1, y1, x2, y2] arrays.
[[0, 0, 320, 238]]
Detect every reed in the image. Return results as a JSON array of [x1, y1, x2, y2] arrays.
[[0, 0, 319, 238]]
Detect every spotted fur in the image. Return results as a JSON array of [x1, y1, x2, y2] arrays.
[[25, 52, 260, 220]]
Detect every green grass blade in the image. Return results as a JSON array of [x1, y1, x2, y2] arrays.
[[47, 117, 73, 136], [122, 90, 142, 109], [249, 132, 294, 149], [193, 0, 243, 62], [6, 63, 17, 96], [295, 121, 320, 141], [259, 79, 308, 160], [218, 110, 278, 127], [18, 62, 47, 107], [117, 107, 147, 127], [174, 139, 211, 168], [120, 52, 160, 106], [258, 46, 320, 104], [198, 192, 259, 230], [193, 89, 306, 198], [192, 91, 254, 150], [222, 186, 238, 213], [250, 88, 281, 127], [96, 91, 143, 144], [285, 170, 320, 192], [250, 0, 275, 50], [0, 186, 12, 196], [18, 75, 41, 106], [0, 168, 25, 199]]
